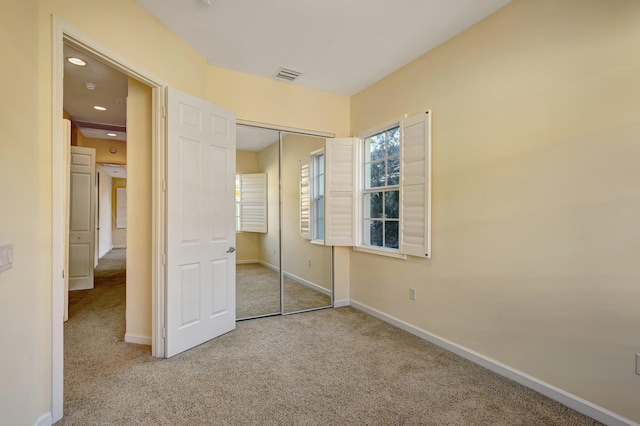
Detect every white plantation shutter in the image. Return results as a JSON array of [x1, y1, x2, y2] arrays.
[[400, 112, 431, 257], [325, 137, 357, 246], [300, 159, 311, 239], [240, 173, 267, 233]]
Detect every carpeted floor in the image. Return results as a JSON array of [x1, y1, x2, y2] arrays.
[[59, 250, 601, 425], [236, 263, 331, 318]]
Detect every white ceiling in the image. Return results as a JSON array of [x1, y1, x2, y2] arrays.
[[135, 0, 512, 96], [64, 0, 512, 151], [63, 44, 128, 142]]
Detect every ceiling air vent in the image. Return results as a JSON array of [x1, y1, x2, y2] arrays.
[[273, 67, 302, 82]]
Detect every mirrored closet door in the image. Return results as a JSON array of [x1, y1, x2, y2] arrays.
[[281, 132, 332, 313], [235, 126, 281, 319], [235, 125, 332, 320]]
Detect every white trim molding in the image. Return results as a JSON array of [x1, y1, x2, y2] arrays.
[[35, 412, 52, 426], [259, 260, 280, 272], [333, 299, 350, 308], [349, 300, 638, 426], [124, 333, 152, 346], [283, 271, 331, 296]]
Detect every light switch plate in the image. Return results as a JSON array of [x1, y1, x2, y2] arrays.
[[0, 244, 13, 273]]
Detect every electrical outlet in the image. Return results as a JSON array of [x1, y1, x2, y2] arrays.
[[636, 354, 640, 375], [410, 288, 416, 300]]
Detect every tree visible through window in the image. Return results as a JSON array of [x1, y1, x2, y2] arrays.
[[363, 126, 400, 249]]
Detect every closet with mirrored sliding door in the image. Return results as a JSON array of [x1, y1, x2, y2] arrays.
[[235, 124, 333, 320]]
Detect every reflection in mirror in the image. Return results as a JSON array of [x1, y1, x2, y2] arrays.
[[235, 125, 281, 319], [281, 133, 332, 313]]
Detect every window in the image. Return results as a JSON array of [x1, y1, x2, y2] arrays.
[[324, 111, 431, 258], [300, 150, 325, 242], [311, 150, 325, 241], [363, 126, 400, 249]]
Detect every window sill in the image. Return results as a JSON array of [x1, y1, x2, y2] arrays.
[[353, 245, 407, 260], [310, 239, 325, 246]]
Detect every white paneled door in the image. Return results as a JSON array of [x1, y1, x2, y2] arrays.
[[68, 146, 96, 291], [166, 88, 237, 357]]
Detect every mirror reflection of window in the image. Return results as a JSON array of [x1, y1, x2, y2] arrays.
[[310, 150, 324, 242], [236, 173, 267, 234], [284, 133, 332, 314]]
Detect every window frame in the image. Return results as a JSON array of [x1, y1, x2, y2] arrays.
[[354, 117, 407, 258], [309, 148, 325, 244], [324, 111, 430, 258]]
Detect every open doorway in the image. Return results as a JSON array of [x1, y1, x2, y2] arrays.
[[57, 34, 158, 419], [52, 18, 167, 421], [62, 39, 133, 384], [63, 39, 129, 310]]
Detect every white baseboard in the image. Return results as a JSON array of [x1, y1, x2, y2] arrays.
[[251, 262, 331, 297], [35, 412, 52, 426], [283, 271, 331, 296], [333, 298, 350, 308], [124, 333, 152, 346], [349, 300, 638, 426], [259, 260, 279, 272], [236, 259, 259, 265]]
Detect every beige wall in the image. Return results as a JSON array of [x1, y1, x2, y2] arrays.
[[0, 1, 49, 424], [111, 177, 127, 247], [2, 0, 349, 423], [77, 135, 127, 164], [9, 0, 636, 423], [257, 142, 280, 268], [236, 150, 260, 262], [350, 0, 640, 421], [207, 66, 350, 138], [125, 77, 152, 342], [281, 134, 331, 291]]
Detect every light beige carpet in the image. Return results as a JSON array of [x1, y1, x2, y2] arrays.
[[59, 251, 601, 425]]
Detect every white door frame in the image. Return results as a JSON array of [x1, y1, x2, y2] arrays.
[[51, 16, 167, 422]]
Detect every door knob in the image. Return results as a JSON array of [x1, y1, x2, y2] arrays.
[[226, 247, 236, 253]]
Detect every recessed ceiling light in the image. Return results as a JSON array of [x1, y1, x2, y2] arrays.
[[85, 82, 96, 90], [93, 106, 106, 111], [67, 57, 87, 66], [107, 133, 117, 137]]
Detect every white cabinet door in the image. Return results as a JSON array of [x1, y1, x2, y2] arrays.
[[166, 87, 237, 358], [68, 146, 96, 291]]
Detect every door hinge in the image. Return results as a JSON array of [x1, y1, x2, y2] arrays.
[[62, 269, 65, 279], [162, 179, 167, 192], [162, 327, 166, 338], [162, 254, 167, 265], [162, 105, 167, 118]]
